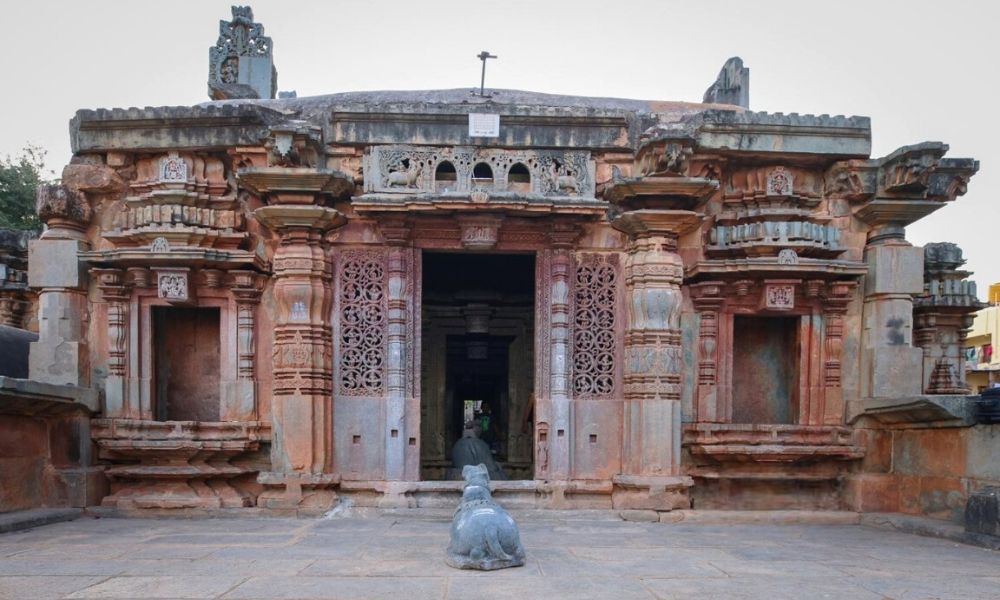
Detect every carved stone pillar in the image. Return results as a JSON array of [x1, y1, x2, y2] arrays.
[[29, 185, 91, 388], [228, 271, 266, 421], [691, 282, 725, 422], [242, 167, 352, 509], [381, 220, 417, 481], [92, 268, 134, 417], [611, 209, 698, 509], [545, 242, 574, 481], [819, 281, 855, 424]]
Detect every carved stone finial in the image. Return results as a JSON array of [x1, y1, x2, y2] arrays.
[[208, 5, 277, 100], [703, 57, 749, 108], [924, 242, 964, 272], [36, 184, 91, 238]]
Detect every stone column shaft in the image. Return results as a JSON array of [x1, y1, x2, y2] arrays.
[[860, 226, 925, 398], [621, 232, 683, 476], [546, 248, 573, 480]]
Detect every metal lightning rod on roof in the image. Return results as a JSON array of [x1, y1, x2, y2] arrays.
[[478, 51, 497, 98]]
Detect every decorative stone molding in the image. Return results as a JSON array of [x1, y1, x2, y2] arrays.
[[362, 145, 596, 198], [458, 215, 503, 250], [159, 153, 189, 183], [155, 269, 192, 303], [913, 242, 984, 395], [92, 419, 267, 509], [766, 167, 793, 197], [764, 282, 795, 310]]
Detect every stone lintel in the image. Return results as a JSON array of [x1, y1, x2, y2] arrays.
[[685, 257, 867, 280], [603, 176, 718, 206], [78, 248, 267, 271], [254, 205, 346, 232], [611, 209, 703, 238], [351, 193, 607, 217], [854, 199, 944, 228], [237, 167, 354, 198]]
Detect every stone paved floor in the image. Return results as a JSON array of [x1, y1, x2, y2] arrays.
[[1, 512, 1000, 599]]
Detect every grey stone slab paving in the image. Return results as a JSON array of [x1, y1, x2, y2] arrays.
[[222, 576, 446, 599], [65, 575, 247, 599], [853, 575, 1000, 600], [643, 575, 885, 599], [449, 575, 656, 600], [0, 515, 999, 599], [0, 575, 107, 600]]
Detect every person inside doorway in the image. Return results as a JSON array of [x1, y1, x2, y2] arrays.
[[476, 402, 496, 449]]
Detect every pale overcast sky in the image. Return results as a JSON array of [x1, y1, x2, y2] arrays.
[[2, 0, 998, 296]]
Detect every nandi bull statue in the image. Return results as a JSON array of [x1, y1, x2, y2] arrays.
[[445, 464, 526, 570]]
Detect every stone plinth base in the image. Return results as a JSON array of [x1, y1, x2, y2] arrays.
[[92, 419, 265, 510], [611, 475, 693, 510], [684, 424, 864, 510], [256, 472, 339, 510]]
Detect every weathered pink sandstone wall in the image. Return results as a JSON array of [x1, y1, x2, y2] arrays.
[[851, 424, 1000, 522]]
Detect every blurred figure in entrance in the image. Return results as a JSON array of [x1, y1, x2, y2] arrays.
[[450, 420, 506, 481]]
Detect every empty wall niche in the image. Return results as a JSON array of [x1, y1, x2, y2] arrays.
[[435, 161, 457, 192], [508, 163, 531, 193], [732, 316, 799, 424], [153, 306, 221, 421], [472, 162, 494, 189]]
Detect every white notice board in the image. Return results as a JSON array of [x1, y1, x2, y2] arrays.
[[468, 113, 500, 138]]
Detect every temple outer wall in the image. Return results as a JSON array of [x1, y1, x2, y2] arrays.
[[849, 422, 1000, 522]]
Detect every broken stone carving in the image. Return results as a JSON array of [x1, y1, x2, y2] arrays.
[[703, 56, 749, 108], [208, 6, 276, 100], [446, 464, 525, 570]]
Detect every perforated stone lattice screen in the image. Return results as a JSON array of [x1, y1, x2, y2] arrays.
[[337, 250, 388, 396], [572, 255, 619, 398]]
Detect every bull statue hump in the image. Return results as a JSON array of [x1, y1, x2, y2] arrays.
[[445, 464, 526, 570]]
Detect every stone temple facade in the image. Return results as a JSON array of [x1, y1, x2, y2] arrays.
[[4, 8, 998, 523]]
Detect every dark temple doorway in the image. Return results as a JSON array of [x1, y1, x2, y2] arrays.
[[420, 252, 535, 480]]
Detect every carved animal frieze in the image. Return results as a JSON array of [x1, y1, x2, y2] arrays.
[[362, 145, 595, 198]]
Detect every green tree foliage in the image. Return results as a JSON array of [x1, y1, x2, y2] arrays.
[[0, 146, 50, 231]]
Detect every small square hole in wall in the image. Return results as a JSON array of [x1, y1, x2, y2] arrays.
[[391, 429, 398, 438], [408, 437, 416, 446], [539, 432, 547, 442], [589, 434, 597, 444], [557, 429, 565, 437], [352, 435, 361, 444]]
